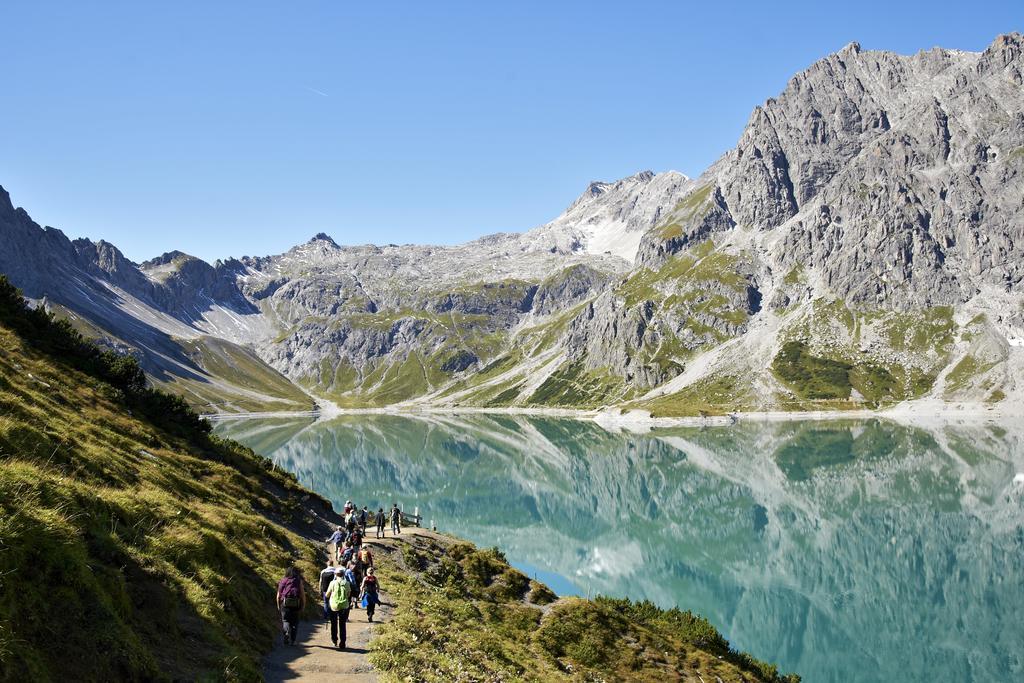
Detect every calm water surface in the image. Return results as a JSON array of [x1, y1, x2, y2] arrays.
[[215, 415, 1024, 682]]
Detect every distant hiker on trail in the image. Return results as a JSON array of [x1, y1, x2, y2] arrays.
[[326, 525, 345, 556], [358, 544, 374, 569], [340, 541, 355, 567], [344, 562, 360, 609], [376, 507, 386, 538], [318, 560, 338, 619], [349, 526, 363, 549], [358, 505, 368, 532], [325, 569, 352, 650], [390, 503, 402, 535], [360, 567, 381, 622], [276, 566, 307, 646]]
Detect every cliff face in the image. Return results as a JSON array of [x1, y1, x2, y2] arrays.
[[636, 34, 1024, 308], [572, 34, 1024, 410], [2, 34, 1023, 413]]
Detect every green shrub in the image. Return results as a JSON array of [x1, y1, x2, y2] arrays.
[[527, 580, 557, 605], [772, 341, 852, 400], [534, 599, 626, 668], [594, 596, 800, 682]]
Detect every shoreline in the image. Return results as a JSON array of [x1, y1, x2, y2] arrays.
[[203, 399, 1021, 429]]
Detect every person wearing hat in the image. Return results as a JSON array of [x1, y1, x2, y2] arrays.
[[325, 566, 351, 649]]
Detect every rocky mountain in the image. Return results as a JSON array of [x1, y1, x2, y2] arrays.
[[2, 33, 1022, 414], [526, 169, 695, 261]]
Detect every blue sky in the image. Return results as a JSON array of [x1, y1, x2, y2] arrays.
[[1, 1, 1019, 263]]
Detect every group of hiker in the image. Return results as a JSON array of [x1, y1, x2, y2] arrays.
[[275, 502, 405, 649]]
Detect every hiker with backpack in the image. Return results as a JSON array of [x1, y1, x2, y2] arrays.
[[358, 544, 374, 570], [376, 507, 386, 538], [358, 505, 368, 533], [344, 561, 360, 610], [276, 566, 307, 646], [339, 540, 355, 567], [325, 568, 352, 649], [360, 567, 381, 622], [390, 503, 401, 535], [318, 560, 337, 620]]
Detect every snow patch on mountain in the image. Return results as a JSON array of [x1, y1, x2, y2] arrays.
[[526, 170, 695, 262]]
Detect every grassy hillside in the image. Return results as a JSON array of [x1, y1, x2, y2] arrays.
[[47, 302, 313, 415], [369, 533, 799, 682], [0, 275, 333, 680], [170, 335, 315, 414], [0, 274, 795, 681]]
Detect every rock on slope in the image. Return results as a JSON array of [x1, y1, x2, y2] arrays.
[[1, 33, 1022, 414]]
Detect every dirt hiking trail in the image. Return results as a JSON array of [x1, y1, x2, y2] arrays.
[[263, 526, 437, 682]]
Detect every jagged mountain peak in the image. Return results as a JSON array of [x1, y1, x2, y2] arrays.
[[573, 170, 669, 208], [522, 169, 694, 263], [0, 185, 13, 213], [308, 232, 340, 247], [978, 31, 1024, 78], [141, 250, 203, 269], [583, 170, 658, 197]]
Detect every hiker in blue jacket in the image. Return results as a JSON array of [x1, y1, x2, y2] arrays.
[[326, 525, 345, 559]]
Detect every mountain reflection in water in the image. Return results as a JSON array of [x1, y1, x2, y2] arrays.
[[215, 414, 1024, 683]]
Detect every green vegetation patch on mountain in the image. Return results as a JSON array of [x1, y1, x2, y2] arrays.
[[527, 360, 636, 408], [618, 239, 738, 307], [773, 341, 854, 401], [774, 300, 959, 407], [443, 278, 537, 308], [368, 532, 799, 683], [0, 276, 330, 680], [430, 302, 593, 407], [634, 373, 760, 417], [300, 306, 521, 407], [171, 335, 315, 413], [616, 241, 752, 346], [657, 184, 714, 240], [944, 354, 1000, 398], [866, 305, 956, 354]]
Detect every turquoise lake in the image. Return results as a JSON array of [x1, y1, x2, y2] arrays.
[[215, 414, 1024, 682]]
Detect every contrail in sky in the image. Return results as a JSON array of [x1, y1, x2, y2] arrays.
[[304, 86, 329, 97]]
